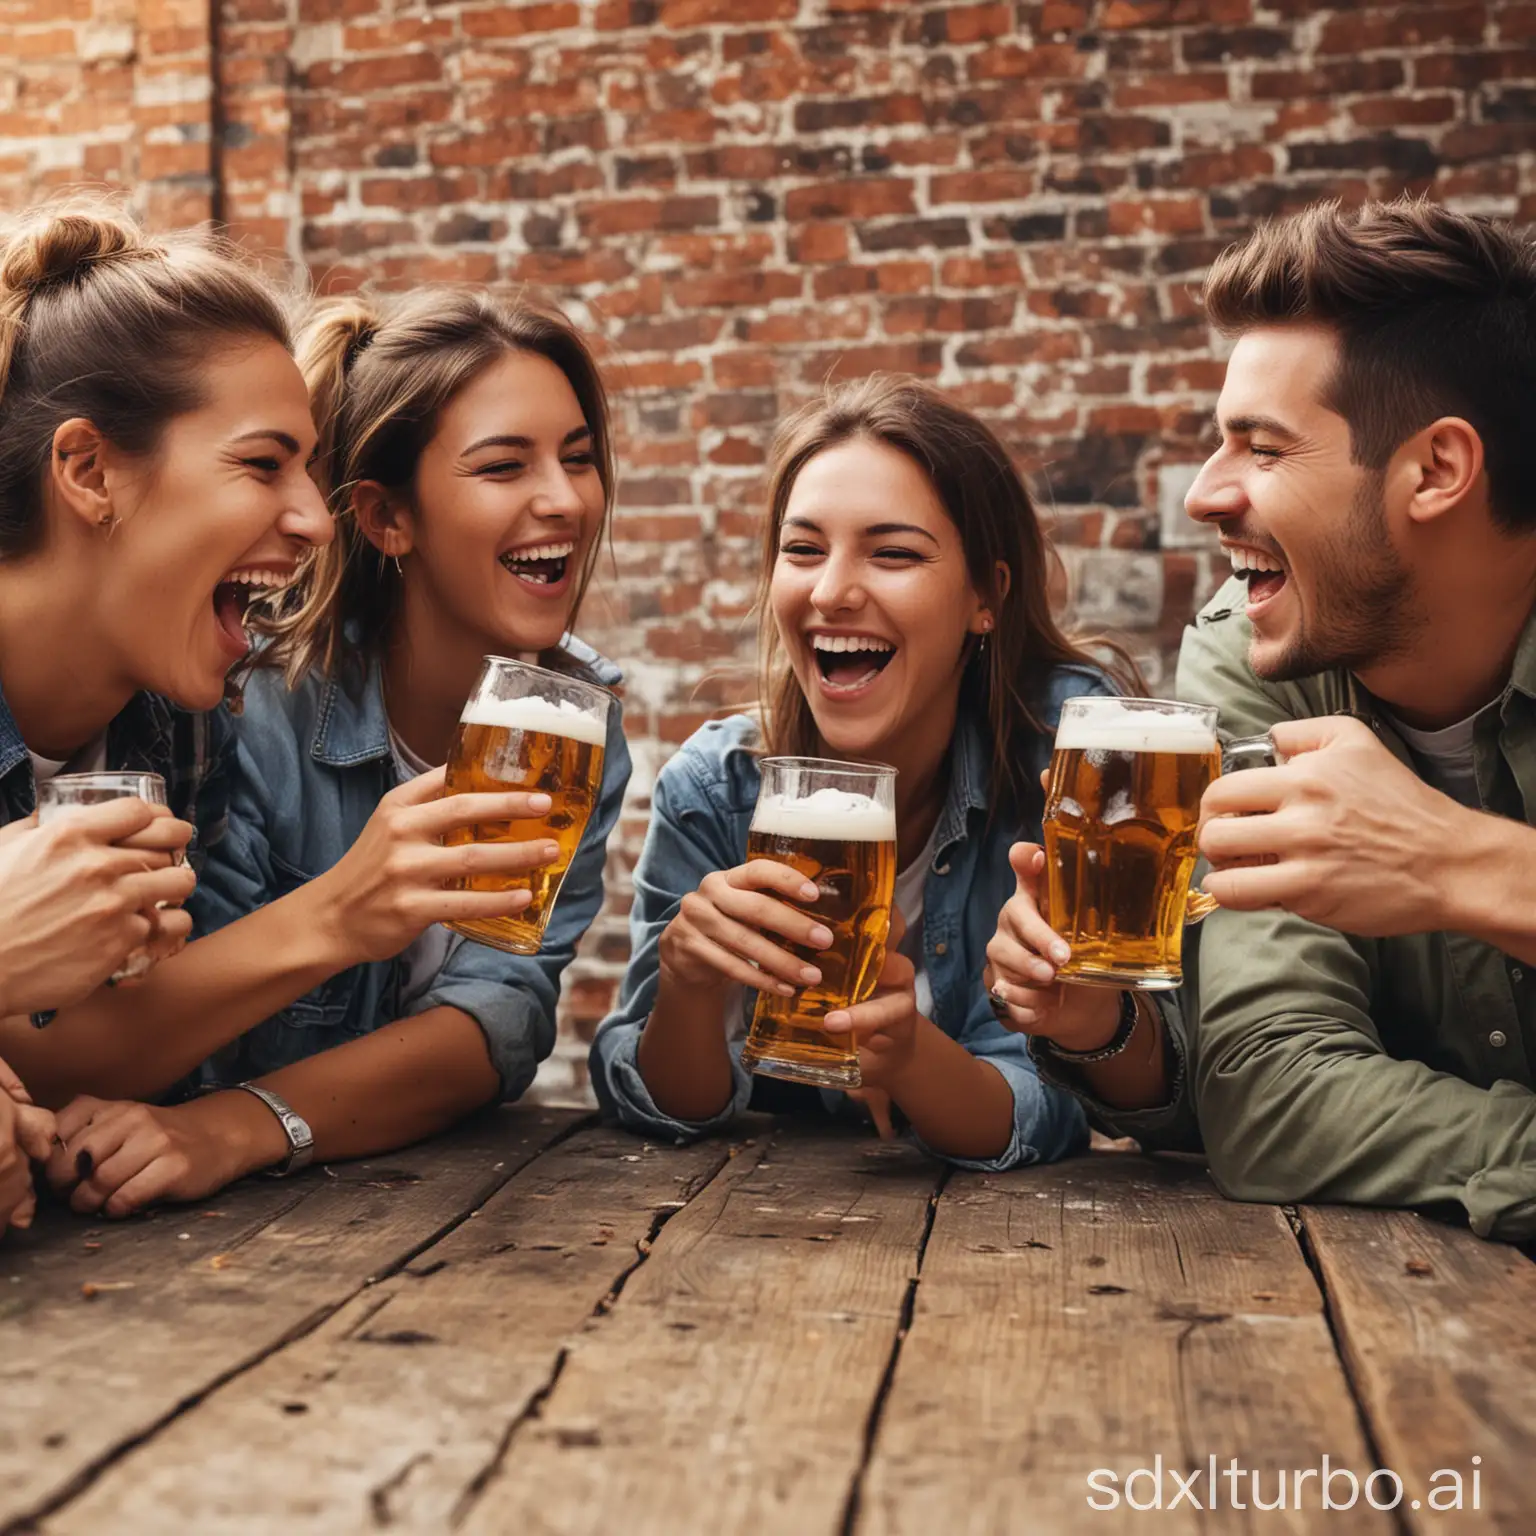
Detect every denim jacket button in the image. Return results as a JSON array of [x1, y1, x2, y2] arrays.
[[1489, 1030, 1509, 1048], [934, 941, 947, 956]]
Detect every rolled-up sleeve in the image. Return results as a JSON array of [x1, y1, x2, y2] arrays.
[[413, 695, 633, 1102], [910, 999, 1089, 1172], [590, 752, 753, 1141], [1029, 991, 1201, 1153]]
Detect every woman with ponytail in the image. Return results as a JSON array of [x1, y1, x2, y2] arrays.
[[140, 287, 629, 1199], [0, 209, 569, 1220], [592, 375, 1139, 1170]]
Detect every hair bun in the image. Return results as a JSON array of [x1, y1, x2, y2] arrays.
[[0, 202, 151, 303]]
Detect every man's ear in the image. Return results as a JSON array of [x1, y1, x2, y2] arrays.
[[1396, 416, 1484, 528], [351, 481, 416, 560], [49, 418, 115, 531]]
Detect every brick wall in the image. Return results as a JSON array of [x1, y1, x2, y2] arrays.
[[7, 1, 1535, 1096]]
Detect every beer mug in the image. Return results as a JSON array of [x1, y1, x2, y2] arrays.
[[1043, 697, 1258, 992], [739, 757, 898, 1090], [36, 771, 174, 983], [443, 656, 612, 956]]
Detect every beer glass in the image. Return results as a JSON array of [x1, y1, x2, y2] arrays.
[[443, 656, 611, 956], [739, 757, 897, 1090], [36, 771, 173, 983], [1042, 698, 1222, 991]]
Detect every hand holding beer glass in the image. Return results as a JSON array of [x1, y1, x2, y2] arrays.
[[34, 772, 196, 986], [738, 758, 898, 1090], [443, 656, 612, 956]]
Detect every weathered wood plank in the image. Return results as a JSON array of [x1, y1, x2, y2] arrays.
[[0, 1106, 581, 1531], [859, 1155, 1393, 1535], [457, 1125, 943, 1536], [39, 1122, 737, 1535], [1301, 1203, 1536, 1534]]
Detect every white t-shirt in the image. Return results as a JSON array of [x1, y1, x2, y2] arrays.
[[28, 735, 108, 785], [894, 817, 942, 1023], [387, 723, 464, 1008], [1380, 705, 1489, 810]]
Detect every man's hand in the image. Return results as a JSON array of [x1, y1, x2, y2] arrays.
[[1198, 714, 1470, 937], [45, 1092, 286, 1218]]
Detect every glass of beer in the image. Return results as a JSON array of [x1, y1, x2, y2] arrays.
[[739, 757, 898, 1090], [1042, 698, 1221, 991], [36, 771, 174, 983], [443, 656, 611, 956]]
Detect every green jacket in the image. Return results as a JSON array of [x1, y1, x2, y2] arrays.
[[1081, 576, 1536, 1241]]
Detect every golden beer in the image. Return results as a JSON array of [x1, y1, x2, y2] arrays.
[[1043, 698, 1221, 991], [740, 760, 897, 1090], [443, 661, 610, 956]]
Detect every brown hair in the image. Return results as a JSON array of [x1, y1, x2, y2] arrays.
[[1204, 197, 1536, 532], [0, 197, 291, 560], [262, 287, 615, 685], [757, 374, 1142, 821]]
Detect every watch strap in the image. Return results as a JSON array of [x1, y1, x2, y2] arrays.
[[235, 1083, 315, 1176]]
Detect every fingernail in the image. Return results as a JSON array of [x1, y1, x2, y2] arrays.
[[824, 1012, 850, 1032], [808, 926, 833, 948], [1034, 963, 1056, 984], [800, 882, 819, 901], [540, 842, 560, 861], [1051, 943, 1071, 965], [76, 1150, 93, 1179], [528, 794, 552, 812], [776, 982, 796, 996], [799, 965, 822, 985]]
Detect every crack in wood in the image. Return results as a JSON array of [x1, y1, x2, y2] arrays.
[[836, 1166, 948, 1536]]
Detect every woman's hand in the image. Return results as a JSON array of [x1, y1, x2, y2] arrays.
[[984, 842, 1123, 1052], [1, 1056, 57, 1232], [45, 1092, 282, 1218], [314, 767, 568, 965], [824, 921, 923, 1093], [0, 802, 197, 1017], [658, 859, 833, 996]]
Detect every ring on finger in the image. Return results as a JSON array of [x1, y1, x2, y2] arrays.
[[988, 983, 1010, 1020]]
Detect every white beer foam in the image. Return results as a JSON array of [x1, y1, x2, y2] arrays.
[[1055, 700, 1216, 755], [461, 693, 608, 747], [751, 785, 896, 843]]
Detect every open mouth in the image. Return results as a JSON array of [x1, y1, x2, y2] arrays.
[[500, 540, 575, 589], [212, 566, 295, 655], [1228, 545, 1288, 609], [810, 633, 897, 695]]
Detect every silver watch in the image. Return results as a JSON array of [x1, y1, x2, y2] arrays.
[[236, 1083, 315, 1177]]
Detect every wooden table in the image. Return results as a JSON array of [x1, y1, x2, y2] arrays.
[[2, 1110, 1532, 1534]]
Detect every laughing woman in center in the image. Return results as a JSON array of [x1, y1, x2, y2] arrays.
[[591, 375, 1136, 1169]]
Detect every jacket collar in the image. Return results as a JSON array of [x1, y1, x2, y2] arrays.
[[932, 706, 990, 862], [310, 659, 393, 769]]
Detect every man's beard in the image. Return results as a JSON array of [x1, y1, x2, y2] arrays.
[[1255, 473, 1425, 683]]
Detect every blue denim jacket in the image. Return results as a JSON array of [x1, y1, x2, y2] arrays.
[[590, 664, 1114, 1171], [188, 637, 631, 1101]]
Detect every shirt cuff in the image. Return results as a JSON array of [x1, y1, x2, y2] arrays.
[[591, 1021, 753, 1143], [409, 978, 551, 1104]]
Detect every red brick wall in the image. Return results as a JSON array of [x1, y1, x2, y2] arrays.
[[6, 1, 1535, 1094]]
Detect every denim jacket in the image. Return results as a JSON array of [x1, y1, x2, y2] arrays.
[[590, 664, 1114, 1171], [188, 637, 631, 1101]]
